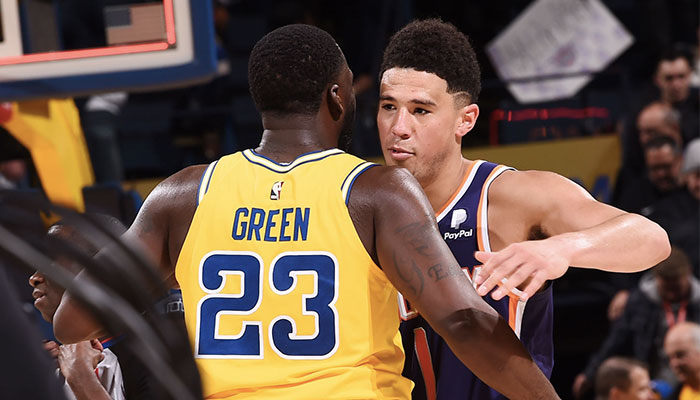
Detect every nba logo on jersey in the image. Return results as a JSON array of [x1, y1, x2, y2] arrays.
[[270, 181, 284, 200], [450, 209, 467, 229]]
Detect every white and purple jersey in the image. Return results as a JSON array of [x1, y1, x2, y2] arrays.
[[398, 160, 554, 400]]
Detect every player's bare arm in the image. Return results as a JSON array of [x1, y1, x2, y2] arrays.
[[351, 166, 559, 400], [53, 165, 205, 344], [122, 164, 205, 279], [474, 169, 671, 300]]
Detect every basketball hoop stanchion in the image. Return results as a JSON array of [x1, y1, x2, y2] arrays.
[[0, 0, 217, 212], [2, 99, 94, 212]]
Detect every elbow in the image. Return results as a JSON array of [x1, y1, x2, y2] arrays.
[[645, 217, 671, 266], [438, 307, 500, 344], [623, 214, 672, 271], [657, 230, 672, 264]]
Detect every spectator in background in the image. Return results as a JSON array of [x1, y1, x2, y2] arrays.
[[29, 225, 125, 400], [637, 102, 683, 149], [642, 136, 684, 201], [594, 357, 655, 400], [28, 217, 160, 400], [610, 138, 700, 322], [615, 102, 682, 215], [656, 48, 694, 107], [0, 266, 67, 400], [664, 322, 700, 400], [573, 247, 700, 398], [648, 138, 700, 277], [655, 48, 697, 144], [615, 134, 684, 217], [617, 48, 698, 199], [654, 48, 699, 147]]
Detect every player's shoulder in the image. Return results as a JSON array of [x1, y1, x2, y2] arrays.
[[350, 165, 425, 209], [489, 168, 582, 201], [142, 164, 209, 217], [153, 164, 209, 198], [355, 165, 421, 195]]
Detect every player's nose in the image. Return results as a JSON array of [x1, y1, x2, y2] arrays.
[[29, 271, 45, 288], [391, 108, 412, 139]]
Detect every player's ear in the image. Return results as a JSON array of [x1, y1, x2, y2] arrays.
[[608, 386, 622, 400], [456, 103, 479, 138], [327, 83, 344, 122]]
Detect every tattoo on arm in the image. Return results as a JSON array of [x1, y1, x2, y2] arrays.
[[427, 264, 463, 282], [390, 220, 446, 298], [392, 251, 424, 298], [395, 221, 439, 258]]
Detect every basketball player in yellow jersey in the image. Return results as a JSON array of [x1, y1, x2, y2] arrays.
[[54, 24, 559, 399]]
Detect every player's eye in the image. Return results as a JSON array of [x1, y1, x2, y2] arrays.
[[414, 108, 429, 115], [380, 103, 396, 111]]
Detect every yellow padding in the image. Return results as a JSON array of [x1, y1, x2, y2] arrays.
[[3, 99, 94, 211]]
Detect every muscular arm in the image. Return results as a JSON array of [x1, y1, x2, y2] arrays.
[[351, 167, 559, 400], [475, 170, 671, 299], [53, 165, 204, 344]]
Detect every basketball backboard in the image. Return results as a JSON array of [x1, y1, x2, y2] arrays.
[[0, 0, 217, 100]]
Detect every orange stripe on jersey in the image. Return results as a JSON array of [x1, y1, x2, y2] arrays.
[[475, 165, 504, 251], [508, 295, 519, 331], [414, 328, 437, 400], [435, 161, 478, 217]]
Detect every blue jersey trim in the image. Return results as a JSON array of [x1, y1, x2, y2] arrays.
[[249, 148, 339, 165], [343, 163, 378, 205], [195, 167, 207, 207], [196, 160, 218, 207], [242, 149, 344, 174], [203, 162, 218, 197]]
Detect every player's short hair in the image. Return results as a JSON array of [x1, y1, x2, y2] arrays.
[[595, 357, 647, 400], [248, 24, 346, 115], [653, 246, 691, 279], [380, 18, 481, 104]]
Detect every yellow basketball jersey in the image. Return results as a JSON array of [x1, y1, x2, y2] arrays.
[[175, 149, 413, 399]]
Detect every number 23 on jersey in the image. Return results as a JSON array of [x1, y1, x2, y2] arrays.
[[194, 251, 339, 360]]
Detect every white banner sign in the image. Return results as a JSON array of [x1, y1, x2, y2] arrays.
[[486, 0, 633, 104]]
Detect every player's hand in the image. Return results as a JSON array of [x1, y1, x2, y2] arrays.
[[473, 240, 569, 301], [57, 340, 105, 382], [43, 340, 60, 359]]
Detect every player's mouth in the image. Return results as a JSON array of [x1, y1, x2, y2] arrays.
[[32, 289, 46, 306], [388, 146, 414, 161]]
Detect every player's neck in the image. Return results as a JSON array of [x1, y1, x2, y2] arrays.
[[422, 156, 473, 214], [257, 114, 338, 163]]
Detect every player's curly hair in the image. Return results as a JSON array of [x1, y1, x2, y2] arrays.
[[380, 18, 481, 103], [248, 24, 346, 115]]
